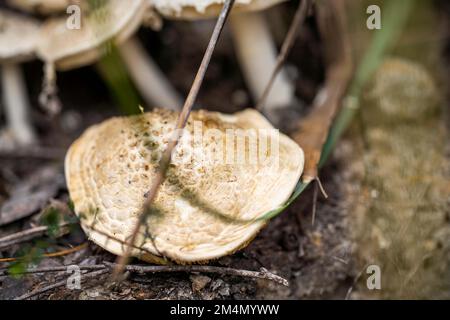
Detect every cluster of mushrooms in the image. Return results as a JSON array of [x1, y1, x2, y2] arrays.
[[1, 0, 305, 263]]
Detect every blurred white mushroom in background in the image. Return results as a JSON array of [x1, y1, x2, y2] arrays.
[[36, 0, 183, 112], [0, 10, 39, 147], [150, 0, 297, 122], [6, 0, 74, 15]]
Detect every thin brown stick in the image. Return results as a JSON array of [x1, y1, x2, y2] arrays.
[[0, 243, 88, 263], [0, 226, 50, 251], [256, 0, 311, 111], [345, 263, 370, 300], [113, 264, 288, 287], [0, 146, 65, 160], [112, 0, 236, 280], [82, 224, 161, 258], [0, 222, 72, 251], [292, 0, 354, 183], [311, 181, 318, 226], [3, 262, 288, 286], [42, 243, 88, 258], [311, 178, 328, 226], [14, 269, 109, 300]]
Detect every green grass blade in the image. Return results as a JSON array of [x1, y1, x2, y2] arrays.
[[258, 0, 417, 221], [320, 0, 416, 166], [96, 45, 142, 115], [256, 181, 310, 221]]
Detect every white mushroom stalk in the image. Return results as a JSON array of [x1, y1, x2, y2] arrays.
[[150, 0, 296, 120], [0, 10, 40, 147], [229, 11, 295, 114], [36, 0, 183, 112], [39, 61, 62, 116], [1, 64, 36, 146], [118, 37, 183, 110]]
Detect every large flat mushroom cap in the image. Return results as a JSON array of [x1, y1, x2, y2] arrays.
[[7, 0, 72, 15], [36, 0, 148, 70], [0, 10, 40, 63], [65, 108, 304, 263], [151, 0, 287, 19]]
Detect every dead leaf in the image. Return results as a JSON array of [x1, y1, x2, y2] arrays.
[[0, 166, 65, 226], [292, 0, 354, 183]]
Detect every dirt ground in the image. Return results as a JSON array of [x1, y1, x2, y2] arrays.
[[0, 1, 449, 300]]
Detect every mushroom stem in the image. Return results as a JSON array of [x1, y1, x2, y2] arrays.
[[229, 11, 295, 112], [1, 63, 36, 146], [118, 36, 183, 111]]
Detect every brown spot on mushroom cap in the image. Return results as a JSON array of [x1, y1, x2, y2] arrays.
[[36, 0, 149, 70], [65, 108, 304, 264], [0, 10, 40, 63], [152, 0, 287, 20]]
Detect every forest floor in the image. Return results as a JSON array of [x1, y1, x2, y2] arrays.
[[0, 2, 449, 300]]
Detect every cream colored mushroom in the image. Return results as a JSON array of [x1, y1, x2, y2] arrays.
[[65, 108, 304, 263], [36, 0, 182, 111], [7, 0, 74, 15], [151, 0, 295, 119], [0, 10, 39, 146]]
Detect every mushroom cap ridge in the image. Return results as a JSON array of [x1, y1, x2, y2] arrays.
[[65, 108, 304, 264]]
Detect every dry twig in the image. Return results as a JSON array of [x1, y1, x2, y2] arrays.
[[82, 223, 162, 258], [112, 0, 236, 279], [106, 262, 288, 286], [14, 269, 108, 300], [256, 0, 312, 111], [0, 243, 88, 263], [2, 262, 288, 287], [292, 0, 354, 184], [0, 222, 72, 251]]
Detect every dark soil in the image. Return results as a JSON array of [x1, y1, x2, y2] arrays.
[[0, 3, 352, 300], [1, 1, 449, 300]]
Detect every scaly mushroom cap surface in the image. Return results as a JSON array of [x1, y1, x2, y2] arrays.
[[7, 0, 73, 15], [0, 10, 40, 63], [37, 0, 148, 70], [151, 0, 287, 19], [65, 108, 304, 263]]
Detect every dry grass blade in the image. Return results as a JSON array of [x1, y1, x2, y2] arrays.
[[319, 0, 416, 165], [5, 263, 287, 300], [256, 0, 311, 112], [2, 263, 287, 287], [112, 0, 236, 280], [106, 262, 288, 286], [0, 243, 88, 263], [292, 0, 354, 183]]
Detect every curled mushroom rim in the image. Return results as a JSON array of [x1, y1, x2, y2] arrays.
[[64, 109, 305, 263]]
